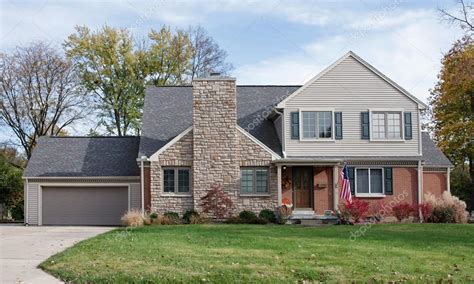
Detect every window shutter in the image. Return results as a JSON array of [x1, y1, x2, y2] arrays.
[[348, 167, 355, 195], [385, 167, 393, 195], [361, 112, 370, 139], [335, 112, 343, 139], [291, 112, 299, 139], [404, 112, 412, 140]]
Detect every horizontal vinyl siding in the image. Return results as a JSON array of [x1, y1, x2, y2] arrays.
[[27, 183, 39, 225], [284, 56, 420, 157], [130, 183, 141, 210]]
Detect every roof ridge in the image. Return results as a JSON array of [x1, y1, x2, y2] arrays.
[[45, 136, 139, 138], [146, 85, 302, 88]]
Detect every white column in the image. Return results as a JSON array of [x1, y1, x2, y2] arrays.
[[277, 165, 282, 206], [417, 161, 424, 221], [447, 167, 451, 192], [140, 159, 145, 213], [333, 165, 339, 210]]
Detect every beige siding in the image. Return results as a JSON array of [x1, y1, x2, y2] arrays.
[[284, 56, 420, 157], [27, 183, 39, 225], [129, 183, 141, 210]]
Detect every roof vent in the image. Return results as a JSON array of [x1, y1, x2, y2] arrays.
[[210, 72, 221, 76]]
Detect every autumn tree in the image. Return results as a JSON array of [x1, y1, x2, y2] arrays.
[[0, 42, 89, 158], [65, 26, 148, 136], [188, 25, 233, 79], [429, 35, 474, 209], [147, 26, 193, 85]]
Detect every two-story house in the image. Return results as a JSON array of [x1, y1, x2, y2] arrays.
[[24, 51, 452, 225]]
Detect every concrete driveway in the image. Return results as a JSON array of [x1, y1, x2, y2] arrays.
[[0, 225, 113, 283]]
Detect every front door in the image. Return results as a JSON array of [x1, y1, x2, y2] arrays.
[[292, 167, 313, 209]]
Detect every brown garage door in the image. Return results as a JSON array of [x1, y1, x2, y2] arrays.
[[42, 187, 128, 226]]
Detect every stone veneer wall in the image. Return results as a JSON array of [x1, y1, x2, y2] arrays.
[[150, 131, 194, 214], [192, 78, 240, 215]]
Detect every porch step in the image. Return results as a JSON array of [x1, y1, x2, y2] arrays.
[[290, 210, 315, 220]]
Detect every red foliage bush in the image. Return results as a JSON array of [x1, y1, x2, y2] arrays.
[[339, 199, 370, 223], [392, 203, 414, 222], [415, 203, 433, 223], [200, 183, 233, 219]]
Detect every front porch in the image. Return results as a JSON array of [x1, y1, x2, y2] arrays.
[[274, 161, 341, 222]]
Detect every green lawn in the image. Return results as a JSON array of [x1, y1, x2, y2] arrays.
[[40, 224, 474, 283]]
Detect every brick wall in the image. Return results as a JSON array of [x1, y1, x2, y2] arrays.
[[313, 167, 333, 214], [423, 171, 447, 198]]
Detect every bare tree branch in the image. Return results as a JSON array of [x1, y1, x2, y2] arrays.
[[439, 0, 474, 33]]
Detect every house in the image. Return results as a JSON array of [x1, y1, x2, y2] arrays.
[[23, 51, 452, 225]]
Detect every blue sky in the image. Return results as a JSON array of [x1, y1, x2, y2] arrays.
[[0, 0, 466, 137]]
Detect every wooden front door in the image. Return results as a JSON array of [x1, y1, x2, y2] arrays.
[[293, 167, 313, 209]]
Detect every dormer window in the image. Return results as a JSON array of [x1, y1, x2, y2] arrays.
[[301, 110, 333, 140]]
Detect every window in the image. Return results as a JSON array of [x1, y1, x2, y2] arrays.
[[163, 168, 190, 193], [240, 167, 269, 194], [355, 168, 384, 196], [301, 111, 333, 139], [371, 111, 402, 140]]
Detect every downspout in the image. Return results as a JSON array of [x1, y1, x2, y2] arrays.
[[417, 160, 424, 222], [25, 178, 28, 226], [138, 156, 148, 214]]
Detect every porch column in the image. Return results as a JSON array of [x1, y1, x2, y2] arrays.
[[417, 161, 424, 221], [447, 167, 451, 192], [333, 165, 339, 210], [277, 165, 282, 206]]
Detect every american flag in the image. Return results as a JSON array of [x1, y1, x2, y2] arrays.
[[339, 165, 352, 203]]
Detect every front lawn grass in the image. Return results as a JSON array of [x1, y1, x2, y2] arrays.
[[40, 224, 474, 283]]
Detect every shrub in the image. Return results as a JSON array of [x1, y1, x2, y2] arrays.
[[368, 201, 389, 222], [156, 215, 172, 225], [239, 210, 257, 222], [183, 210, 199, 224], [189, 214, 206, 224], [121, 209, 145, 227], [253, 217, 269, 224], [424, 192, 469, 224], [149, 212, 158, 220], [415, 203, 433, 223], [276, 205, 292, 224], [338, 199, 369, 223], [164, 212, 181, 224], [225, 216, 243, 224], [431, 206, 456, 223], [392, 203, 414, 222], [200, 183, 234, 219], [259, 209, 276, 223], [224, 215, 268, 224]]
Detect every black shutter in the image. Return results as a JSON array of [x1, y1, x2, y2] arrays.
[[361, 112, 370, 139], [385, 167, 393, 195], [404, 112, 412, 140], [291, 112, 299, 139], [335, 112, 343, 140], [348, 167, 355, 196]]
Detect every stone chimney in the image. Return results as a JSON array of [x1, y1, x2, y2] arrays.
[[192, 75, 239, 213]]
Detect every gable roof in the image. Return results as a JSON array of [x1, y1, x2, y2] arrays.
[[24, 136, 140, 177], [139, 85, 300, 157], [277, 51, 428, 109], [421, 132, 453, 167]]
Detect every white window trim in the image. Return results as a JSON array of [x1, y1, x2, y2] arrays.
[[369, 108, 405, 142], [239, 167, 270, 196], [354, 167, 385, 197], [162, 167, 192, 196], [298, 108, 335, 142]]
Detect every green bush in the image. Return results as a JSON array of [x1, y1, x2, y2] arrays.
[[430, 206, 456, 223], [239, 210, 257, 222], [253, 217, 269, 224], [164, 212, 181, 224], [183, 210, 199, 224], [149, 212, 158, 220], [259, 209, 276, 223], [225, 215, 268, 224]]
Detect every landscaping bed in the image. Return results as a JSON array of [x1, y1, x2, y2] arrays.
[[40, 224, 474, 283]]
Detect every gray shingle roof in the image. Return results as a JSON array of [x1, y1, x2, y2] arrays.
[[421, 132, 453, 167], [139, 85, 301, 157], [25, 136, 140, 177]]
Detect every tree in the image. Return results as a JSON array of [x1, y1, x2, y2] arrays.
[[0, 153, 23, 220], [65, 26, 148, 136], [429, 35, 474, 209], [147, 26, 193, 85], [439, 0, 474, 34], [188, 26, 233, 80], [0, 42, 89, 159]]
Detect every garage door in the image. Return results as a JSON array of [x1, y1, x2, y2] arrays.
[[42, 187, 128, 226]]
